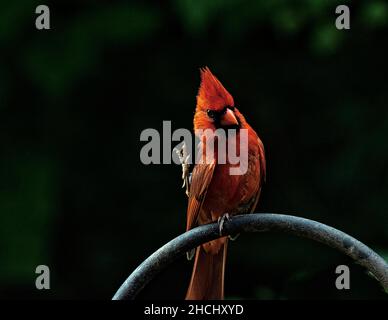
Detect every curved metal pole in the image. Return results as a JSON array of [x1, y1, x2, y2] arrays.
[[112, 213, 388, 300]]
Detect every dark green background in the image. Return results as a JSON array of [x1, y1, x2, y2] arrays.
[[1, 0, 387, 299]]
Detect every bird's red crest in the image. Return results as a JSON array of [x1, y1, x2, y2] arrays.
[[196, 67, 234, 111]]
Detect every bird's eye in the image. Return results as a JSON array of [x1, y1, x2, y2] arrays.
[[207, 109, 216, 119]]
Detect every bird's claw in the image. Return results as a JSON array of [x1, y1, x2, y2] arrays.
[[218, 213, 231, 236], [186, 248, 195, 260], [228, 233, 240, 241]]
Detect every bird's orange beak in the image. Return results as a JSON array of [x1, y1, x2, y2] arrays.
[[220, 108, 239, 127]]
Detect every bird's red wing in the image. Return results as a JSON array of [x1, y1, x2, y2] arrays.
[[186, 160, 216, 231]]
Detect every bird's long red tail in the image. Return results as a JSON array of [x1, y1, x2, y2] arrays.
[[185, 239, 228, 300]]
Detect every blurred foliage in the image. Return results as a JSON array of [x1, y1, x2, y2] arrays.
[[0, 0, 387, 299]]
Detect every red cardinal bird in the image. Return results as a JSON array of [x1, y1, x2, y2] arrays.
[[185, 67, 266, 300]]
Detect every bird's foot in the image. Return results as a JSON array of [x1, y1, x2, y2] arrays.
[[228, 233, 240, 241], [217, 213, 231, 236], [186, 248, 195, 260], [217, 213, 240, 240], [173, 142, 191, 197]]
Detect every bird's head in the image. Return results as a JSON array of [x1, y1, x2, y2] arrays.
[[194, 67, 240, 131]]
